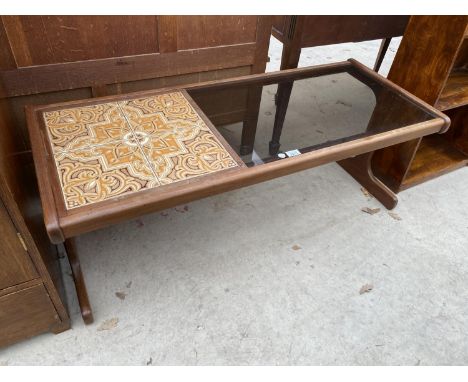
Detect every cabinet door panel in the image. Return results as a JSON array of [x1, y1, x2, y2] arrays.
[[0, 200, 38, 290], [0, 283, 59, 348]]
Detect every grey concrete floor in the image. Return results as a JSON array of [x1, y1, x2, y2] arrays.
[[1, 37, 468, 366]]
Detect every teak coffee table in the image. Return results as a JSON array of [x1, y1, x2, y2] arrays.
[[26, 60, 449, 324]]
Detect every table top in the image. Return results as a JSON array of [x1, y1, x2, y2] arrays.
[[27, 59, 449, 242], [42, 90, 241, 210]]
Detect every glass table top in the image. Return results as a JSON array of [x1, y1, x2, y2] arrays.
[[188, 66, 436, 167]]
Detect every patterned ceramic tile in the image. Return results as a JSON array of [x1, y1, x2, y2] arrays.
[[43, 91, 239, 209], [44, 103, 132, 154], [53, 142, 158, 209], [121, 92, 238, 185]]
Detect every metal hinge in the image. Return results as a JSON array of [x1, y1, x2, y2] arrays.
[[17, 232, 28, 252]]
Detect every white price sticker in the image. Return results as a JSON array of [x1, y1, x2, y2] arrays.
[[285, 149, 301, 157]]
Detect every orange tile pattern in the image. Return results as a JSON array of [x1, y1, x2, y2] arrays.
[[43, 92, 238, 209]]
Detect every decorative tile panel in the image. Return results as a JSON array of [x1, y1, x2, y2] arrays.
[[121, 93, 239, 185], [44, 103, 131, 154], [42, 91, 239, 209]]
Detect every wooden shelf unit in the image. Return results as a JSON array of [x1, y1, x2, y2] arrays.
[[401, 134, 468, 189], [372, 16, 468, 192], [437, 36, 468, 111], [436, 69, 468, 111]]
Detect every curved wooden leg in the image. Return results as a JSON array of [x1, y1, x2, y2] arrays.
[[64, 238, 94, 325], [338, 152, 398, 210]]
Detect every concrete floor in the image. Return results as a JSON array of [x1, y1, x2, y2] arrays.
[[1, 37, 468, 365]]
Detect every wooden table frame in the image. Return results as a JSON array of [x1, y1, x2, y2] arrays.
[[26, 59, 449, 324]]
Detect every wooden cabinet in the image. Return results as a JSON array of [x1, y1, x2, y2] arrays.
[[0, 199, 38, 290], [0, 55, 70, 347], [0, 284, 62, 347], [372, 16, 468, 191], [0, 195, 70, 348]]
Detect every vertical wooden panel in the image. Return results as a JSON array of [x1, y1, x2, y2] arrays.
[[1, 16, 33, 67], [453, 38, 468, 69], [0, 199, 38, 290], [251, 16, 273, 73], [271, 16, 287, 38], [157, 16, 178, 53], [0, 19, 16, 70], [450, 106, 468, 155]]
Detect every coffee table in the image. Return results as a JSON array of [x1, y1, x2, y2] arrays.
[[26, 59, 449, 324]]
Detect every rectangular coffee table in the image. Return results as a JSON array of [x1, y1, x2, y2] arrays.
[[26, 59, 449, 324]]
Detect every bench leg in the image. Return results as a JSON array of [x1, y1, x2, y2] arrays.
[[64, 238, 94, 325], [338, 152, 398, 210]]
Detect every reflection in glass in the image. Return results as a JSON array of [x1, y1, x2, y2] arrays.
[[189, 68, 433, 167]]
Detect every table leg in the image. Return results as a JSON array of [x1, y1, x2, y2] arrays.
[[373, 38, 392, 72], [269, 81, 295, 155], [270, 42, 302, 155], [64, 238, 94, 325], [240, 85, 263, 155], [338, 152, 398, 210]]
